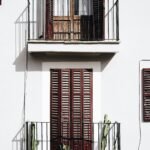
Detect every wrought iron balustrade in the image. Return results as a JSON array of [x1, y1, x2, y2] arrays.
[[15, 0, 119, 44], [12, 121, 121, 150]]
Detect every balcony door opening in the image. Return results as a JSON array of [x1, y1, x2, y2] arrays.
[[46, 0, 104, 40], [50, 69, 93, 150]]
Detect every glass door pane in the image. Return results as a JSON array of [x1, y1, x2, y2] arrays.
[[54, 0, 70, 16], [74, 0, 79, 15], [76, 0, 92, 16]]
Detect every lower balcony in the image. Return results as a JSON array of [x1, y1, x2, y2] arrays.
[[12, 121, 121, 150]]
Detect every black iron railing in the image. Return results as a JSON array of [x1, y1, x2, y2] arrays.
[[15, 0, 119, 45], [12, 121, 121, 150]]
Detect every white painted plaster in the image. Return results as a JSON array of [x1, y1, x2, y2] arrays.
[[1, 0, 150, 150], [28, 42, 119, 53]]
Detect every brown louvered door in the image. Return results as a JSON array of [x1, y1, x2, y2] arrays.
[[143, 69, 150, 122], [51, 69, 93, 150], [82, 69, 93, 150], [71, 69, 83, 150], [93, 0, 104, 40], [46, 0, 53, 39], [50, 69, 61, 150]]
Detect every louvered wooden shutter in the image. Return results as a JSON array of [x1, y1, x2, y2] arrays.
[[93, 0, 104, 40], [51, 69, 93, 150], [50, 69, 61, 150], [71, 69, 83, 149], [82, 69, 93, 150], [143, 69, 150, 122], [61, 69, 71, 146], [46, 0, 53, 39]]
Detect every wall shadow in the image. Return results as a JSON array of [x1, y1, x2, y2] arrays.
[[14, 51, 115, 72]]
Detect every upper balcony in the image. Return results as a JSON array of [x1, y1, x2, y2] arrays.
[[15, 0, 119, 56]]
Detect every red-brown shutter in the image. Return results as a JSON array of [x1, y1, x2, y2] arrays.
[[143, 69, 150, 122], [82, 69, 93, 150], [51, 69, 93, 150], [71, 69, 93, 149], [50, 69, 61, 150], [93, 0, 104, 40], [46, 0, 53, 39], [61, 69, 71, 146], [71, 69, 83, 149]]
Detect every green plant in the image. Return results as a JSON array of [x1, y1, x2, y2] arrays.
[[30, 123, 39, 150], [101, 114, 111, 150], [57, 144, 70, 150], [63, 144, 70, 150]]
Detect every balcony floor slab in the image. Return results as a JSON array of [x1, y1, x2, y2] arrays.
[[27, 40, 120, 55]]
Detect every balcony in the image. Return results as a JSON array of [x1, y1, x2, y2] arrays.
[[12, 121, 121, 150], [15, 0, 119, 56]]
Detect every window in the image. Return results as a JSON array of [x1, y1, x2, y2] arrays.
[[142, 69, 150, 122], [50, 69, 93, 150]]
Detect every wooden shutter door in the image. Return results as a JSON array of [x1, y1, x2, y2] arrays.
[[46, 0, 53, 39], [50, 69, 61, 150], [71, 69, 83, 150], [71, 69, 93, 150], [51, 69, 93, 150], [82, 69, 93, 150], [143, 69, 150, 122], [93, 0, 104, 40], [61, 69, 71, 146], [51, 69, 71, 149]]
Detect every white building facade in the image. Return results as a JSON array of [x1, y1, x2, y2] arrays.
[[0, 0, 150, 150]]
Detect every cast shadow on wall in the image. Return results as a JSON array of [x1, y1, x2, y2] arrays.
[[14, 49, 115, 72]]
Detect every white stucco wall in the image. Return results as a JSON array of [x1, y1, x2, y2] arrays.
[[0, 0, 27, 150], [1, 0, 150, 150]]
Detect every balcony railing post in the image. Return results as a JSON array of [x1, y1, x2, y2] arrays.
[[116, 0, 119, 41], [98, 123, 100, 150], [27, 0, 30, 40], [26, 122, 29, 150], [117, 123, 121, 150]]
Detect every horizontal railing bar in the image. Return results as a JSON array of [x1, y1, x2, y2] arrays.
[[15, 21, 36, 24], [26, 121, 50, 123], [12, 139, 25, 142], [34, 140, 50, 142], [24, 121, 120, 124]]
